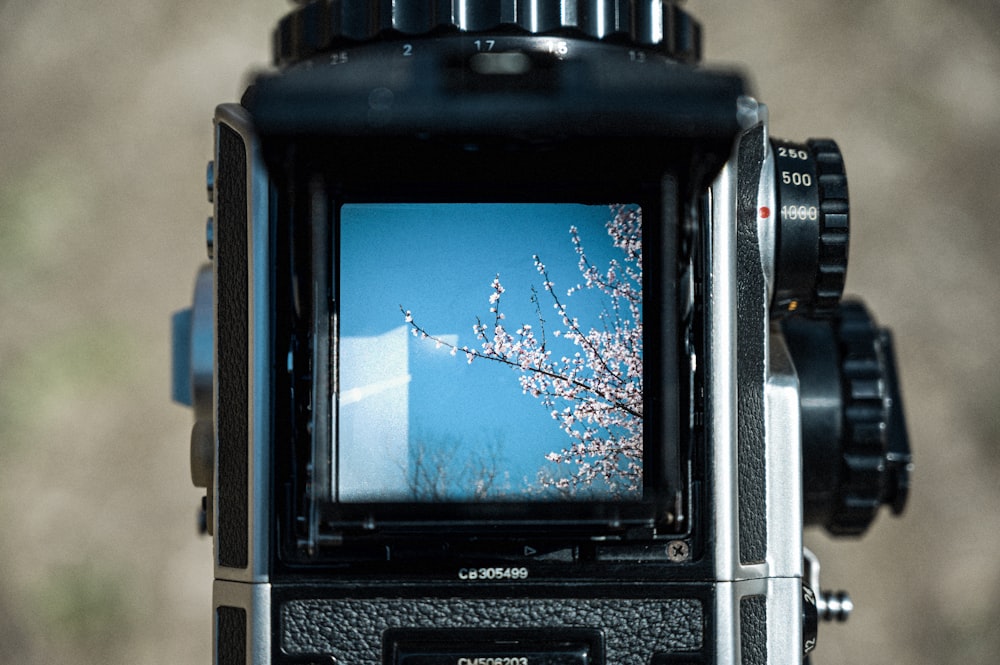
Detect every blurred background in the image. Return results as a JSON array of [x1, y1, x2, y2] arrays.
[[0, 0, 996, 663]]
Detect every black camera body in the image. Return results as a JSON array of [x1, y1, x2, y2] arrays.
[[172, 2, 911, 663]]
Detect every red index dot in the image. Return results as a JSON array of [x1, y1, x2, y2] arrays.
[[760, 206, 771, 219]]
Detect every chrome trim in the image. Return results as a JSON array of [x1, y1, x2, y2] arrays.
[[708, 100, 805, 663], [706, 154, 740, 582], [757, 132, 777, 301], [214, 580, 272, 665], [709, 100, 803, 583], [213, 103, 272, 584], [764, 331, 802, 578], [714, 578, 803, 665]]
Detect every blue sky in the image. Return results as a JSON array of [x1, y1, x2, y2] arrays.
[[338, 203, 638, 501]]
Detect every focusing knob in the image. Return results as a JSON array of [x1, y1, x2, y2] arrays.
[[275, 0, 702, 65], [771, 139, 849, 318], [834, 301, 911, 532], [783, 300, 912, 536]]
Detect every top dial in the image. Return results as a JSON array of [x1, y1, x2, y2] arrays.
[[275, 0, 702, 65]]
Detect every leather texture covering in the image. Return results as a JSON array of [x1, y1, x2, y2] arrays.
[[215, 124, 250, 570], [739, 595, 767, 665], [217, 606, 248, 665], [735, 126, 768, 565], [281, 597, 703, 662]]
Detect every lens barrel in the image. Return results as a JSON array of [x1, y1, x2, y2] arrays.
[[274, 0, 702, 66]]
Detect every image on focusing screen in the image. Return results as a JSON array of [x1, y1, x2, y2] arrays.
[[337, 203, 643, 503]]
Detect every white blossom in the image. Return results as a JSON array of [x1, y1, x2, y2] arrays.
[[401, 205, 643, 497]]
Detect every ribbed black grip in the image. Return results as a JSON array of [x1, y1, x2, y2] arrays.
[[275, 0, 701, 65]]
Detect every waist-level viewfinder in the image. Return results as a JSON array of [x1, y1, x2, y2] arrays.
[[171, 2, 912, 663]]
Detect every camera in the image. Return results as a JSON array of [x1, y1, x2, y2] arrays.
[[172, 1, 912, 663]]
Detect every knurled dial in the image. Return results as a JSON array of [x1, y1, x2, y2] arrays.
[[827, 300, 910, 535], [771, 138, 850, 318], [783, 300, 912, 536], [275, 0, 702, 66]]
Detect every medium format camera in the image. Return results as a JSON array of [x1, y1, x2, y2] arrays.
[[172, 1, 912, 663]]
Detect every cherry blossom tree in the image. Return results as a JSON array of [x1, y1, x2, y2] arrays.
[[403, 204, 642, 497]]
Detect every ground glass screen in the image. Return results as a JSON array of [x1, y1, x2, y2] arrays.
[[336, 203, 643, 502]]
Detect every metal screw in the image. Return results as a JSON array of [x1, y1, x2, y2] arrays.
[[666, 540, 690, 562]]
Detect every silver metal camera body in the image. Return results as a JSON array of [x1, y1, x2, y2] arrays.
[[172, 3, 910, 663]]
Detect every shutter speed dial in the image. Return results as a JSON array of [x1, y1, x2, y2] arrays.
[[770, 139, 849, 318]]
